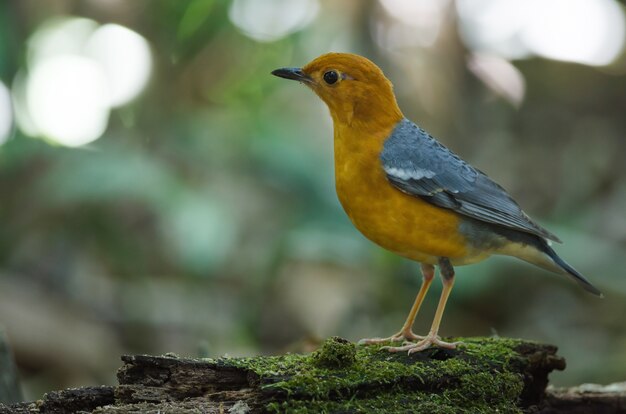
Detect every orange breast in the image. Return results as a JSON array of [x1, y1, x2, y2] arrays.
[[333, 125, 469, 264]]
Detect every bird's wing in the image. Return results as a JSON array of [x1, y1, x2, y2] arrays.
[[380, 119, 561, 242]]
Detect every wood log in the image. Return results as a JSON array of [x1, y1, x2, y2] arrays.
[[536, 382, 626, 414], [2, 336, 572, 413]]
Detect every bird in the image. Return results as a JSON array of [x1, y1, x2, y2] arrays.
[[271, 52, 601, 354]]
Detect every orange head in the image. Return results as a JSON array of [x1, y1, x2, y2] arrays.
[[272, 53, 403, 130]]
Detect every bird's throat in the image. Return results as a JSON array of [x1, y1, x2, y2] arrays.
[[329, 102, 403, 138]]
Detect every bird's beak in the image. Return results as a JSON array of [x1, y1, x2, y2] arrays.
[[271, 67, 312, 84]]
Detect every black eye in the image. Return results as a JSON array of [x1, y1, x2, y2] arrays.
[[323, 70, 339, 85]]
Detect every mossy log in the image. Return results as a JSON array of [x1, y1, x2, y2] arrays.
[[4, 336, 615, 414]]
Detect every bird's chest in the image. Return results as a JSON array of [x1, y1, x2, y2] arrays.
[[333, 129, 387, 220], [333, 132, 468, 262]]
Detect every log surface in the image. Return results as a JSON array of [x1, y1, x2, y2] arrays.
[[1, 337, 620, 413]]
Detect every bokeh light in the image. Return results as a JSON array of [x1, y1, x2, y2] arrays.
[[467, 53, 526, 107], [11, 71, 39, 137], [26, 56, 109, 147], [15, 16, 152, 147], [377, 0, 449, 48], [228, 0, 319, 42], [0, 81, 13, 145], [27, 17, 99, 67], [522, 0, 625, 66], [456, 0, 626, 66], [85, 24, 152, 107]]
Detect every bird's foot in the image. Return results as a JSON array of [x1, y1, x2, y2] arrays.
[[357, 329, 425, 346], [381, 333, 462, 355]]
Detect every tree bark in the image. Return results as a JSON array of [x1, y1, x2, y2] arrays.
[[1, 337, 624, 413]]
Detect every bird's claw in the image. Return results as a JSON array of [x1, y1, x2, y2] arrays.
[[358, 330, 425, 346], [381, 334, 462, 354]]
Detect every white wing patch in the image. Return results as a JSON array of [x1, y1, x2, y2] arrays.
[[384, 166, 436, 181]]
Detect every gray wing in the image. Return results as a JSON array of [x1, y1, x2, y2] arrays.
[[381, 119, 561, 242]]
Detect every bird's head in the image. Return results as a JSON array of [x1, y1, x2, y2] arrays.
[[272, 53, 403, 130]]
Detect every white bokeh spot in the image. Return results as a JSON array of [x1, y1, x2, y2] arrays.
[[522, 0, 625, 66], [456, 0, 626, 66], [85, 24, 152, 107], [228, 0, 319, 42], [15, 16, 153, 147], [27, 17, 99, 68], [26, 56, 110, 147]]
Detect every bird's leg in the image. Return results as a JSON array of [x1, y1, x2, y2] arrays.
[[358, 263, 434, 345], [383, 258, 462, 354], [393, 263, 435, 342]]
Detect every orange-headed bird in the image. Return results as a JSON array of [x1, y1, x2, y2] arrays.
[[272, 53, 601, 354]]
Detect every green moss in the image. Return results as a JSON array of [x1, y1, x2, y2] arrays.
[[265, 389, 523, 414], [219, 337, 534, 413], [311, 336, 356, 369]]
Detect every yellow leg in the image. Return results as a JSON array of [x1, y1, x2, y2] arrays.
[[426, 271, 454, 338], [384, 258, 462, 354], [396, 263, 435, 337], [359, 264, 434, 345]]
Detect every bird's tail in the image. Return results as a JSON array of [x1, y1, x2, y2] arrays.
[[497, 235, 602, 297], [540, 242, 603, 297]]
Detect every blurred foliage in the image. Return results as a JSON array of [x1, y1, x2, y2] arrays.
[[0, 0, 625, 401]]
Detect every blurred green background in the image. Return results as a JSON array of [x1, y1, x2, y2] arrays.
[[1, 0, 625, 401]]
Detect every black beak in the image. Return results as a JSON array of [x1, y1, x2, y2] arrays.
[[271, 67, 312, 83]]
